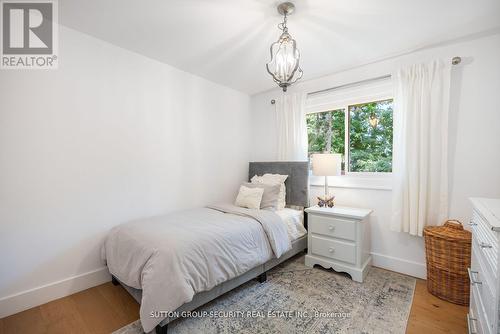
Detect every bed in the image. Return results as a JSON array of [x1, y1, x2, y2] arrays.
[[103, 161, 309, 334]]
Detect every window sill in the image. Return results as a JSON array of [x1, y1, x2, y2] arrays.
[[309, 175, 393, 191]]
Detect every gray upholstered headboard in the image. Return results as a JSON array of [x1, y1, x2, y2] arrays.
[[248, 161, 309, 207]]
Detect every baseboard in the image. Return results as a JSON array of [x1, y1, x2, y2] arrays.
[[0, 255, 424, 318], [0, 267, 111, 318], [371, 252, 427, 279]]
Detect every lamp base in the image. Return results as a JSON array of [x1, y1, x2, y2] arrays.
[[317, 195, 335, 208], [318, 176, 335, 207]]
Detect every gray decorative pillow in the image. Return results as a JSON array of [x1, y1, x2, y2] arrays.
[[241, 182, 281, 210]]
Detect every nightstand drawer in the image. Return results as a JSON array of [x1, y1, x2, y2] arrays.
[[309, 215, 356, 241], [311, 236, 356, 264]]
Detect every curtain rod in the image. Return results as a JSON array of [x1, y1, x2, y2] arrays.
[[308, 56, 461, 97], [270, 56, 462, 103]]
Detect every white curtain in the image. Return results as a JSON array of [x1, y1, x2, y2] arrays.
[[276, 92, 308, 161], [391, 60, 451, 236]]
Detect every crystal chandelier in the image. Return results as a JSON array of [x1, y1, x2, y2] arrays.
[[266, 2, 303, 92]]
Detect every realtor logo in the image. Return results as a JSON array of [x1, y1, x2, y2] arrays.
[[1, 0, 58, 69]]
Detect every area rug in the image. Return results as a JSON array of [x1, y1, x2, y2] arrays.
[[113, 255, 416, 334]]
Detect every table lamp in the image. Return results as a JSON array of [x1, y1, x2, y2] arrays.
[[311, 153, 341, 206]]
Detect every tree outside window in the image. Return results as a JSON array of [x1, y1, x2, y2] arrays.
[[306, 99, 393, 173], [306, 109, 345, 171], [349, 99, 393, 172]]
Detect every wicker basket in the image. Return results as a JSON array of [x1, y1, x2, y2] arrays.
[[423, 220, 472, 305]]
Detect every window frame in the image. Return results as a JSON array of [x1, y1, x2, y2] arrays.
[[306, 89, 393, 188]]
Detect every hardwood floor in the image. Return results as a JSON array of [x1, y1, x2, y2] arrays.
[[0, 277, 467, 334], [0, 284, 139, 334], [407, 279, 468, 334]]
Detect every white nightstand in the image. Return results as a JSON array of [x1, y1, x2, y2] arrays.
[[305, 205, 372, 282]]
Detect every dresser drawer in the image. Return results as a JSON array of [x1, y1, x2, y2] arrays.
[[309, 215, 356, 241], [471, 210, 498, 277], [472, 282, 493, 334], [470, 243, 497, 332], [310, 236, 356, 264], [469, 287, 484, 334]]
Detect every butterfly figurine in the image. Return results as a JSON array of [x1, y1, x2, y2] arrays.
[[317, 195, 335, 208]]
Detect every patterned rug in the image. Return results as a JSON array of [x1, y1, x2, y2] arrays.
[[113, 255, 416, 334]]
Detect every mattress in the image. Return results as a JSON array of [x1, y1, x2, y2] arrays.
[[275, 208, 307, 241]]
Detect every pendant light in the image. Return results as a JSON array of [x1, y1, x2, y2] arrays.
[[266, 2, 303, 92], [369, 114, 379, 128]]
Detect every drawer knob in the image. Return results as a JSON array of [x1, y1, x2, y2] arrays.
[[479, 241, 492, 248], [328, 247, 335, 253], [328, 225, 335, 231], [467, 268, 482, 285]]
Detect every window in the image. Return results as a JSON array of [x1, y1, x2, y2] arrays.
[[349, 99, 393, 172], [307, 109, 345, 171], [306, 99, 393, 174]]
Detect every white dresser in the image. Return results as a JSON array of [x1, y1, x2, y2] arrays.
[[468, 198, 500, 334], [304, 205, 372, 282]]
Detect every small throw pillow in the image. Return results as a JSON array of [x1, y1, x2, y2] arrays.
[[235, 185, 264, 210], [241, 182, 281, 210], [251, 173, 288, 210]]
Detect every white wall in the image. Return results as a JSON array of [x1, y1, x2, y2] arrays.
[[0, 26, 251, 316], [250, 32, 500, 278]]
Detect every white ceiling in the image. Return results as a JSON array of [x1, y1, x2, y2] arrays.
[[61, 0, 500, 95]]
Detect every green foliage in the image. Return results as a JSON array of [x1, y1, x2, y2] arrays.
[[349, 100, 393, 172], [306, 99, 393, 173], [306, 109, 345, 166]]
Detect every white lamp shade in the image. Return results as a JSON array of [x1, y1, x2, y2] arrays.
[[311, 153, 342, 176]]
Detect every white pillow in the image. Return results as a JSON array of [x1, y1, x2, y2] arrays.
[[251, 173, 288, 210], [235, 185, 264, 209], [241, 182, 281, 210]]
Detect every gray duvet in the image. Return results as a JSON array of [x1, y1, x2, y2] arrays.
[[102, 204, 291, 332]]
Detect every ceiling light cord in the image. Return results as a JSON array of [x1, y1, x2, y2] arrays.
[[278, 14, 288, 32]]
